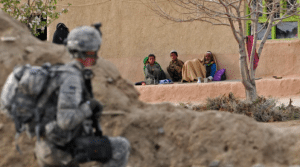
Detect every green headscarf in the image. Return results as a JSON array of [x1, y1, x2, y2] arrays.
[[143, 57, 149, 76], [143, 57, 149, 65]]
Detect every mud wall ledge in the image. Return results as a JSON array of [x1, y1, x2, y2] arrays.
[[135, 77, 300, 103]]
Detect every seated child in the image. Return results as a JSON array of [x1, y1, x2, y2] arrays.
[[167, 50, 184, 82], [144, 54, 167, 85]]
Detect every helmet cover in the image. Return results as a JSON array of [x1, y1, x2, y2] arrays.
[[66, 26, 102, 52]]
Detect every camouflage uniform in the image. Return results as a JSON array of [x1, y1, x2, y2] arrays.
[[144, 63, 166, 85], [34, 61, 130, 167], [167, 59, 184, 82]]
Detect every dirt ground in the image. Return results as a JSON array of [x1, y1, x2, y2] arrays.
[[2, 10, 300, 167], [2, 107, 300, 167]]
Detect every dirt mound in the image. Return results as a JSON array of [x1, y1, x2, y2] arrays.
[[1, 10, 300, 167], [0, 11, 70, 88], [102, 107, 299, 167]]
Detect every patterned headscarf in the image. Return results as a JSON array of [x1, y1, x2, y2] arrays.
[[143, 57, 163, 76]]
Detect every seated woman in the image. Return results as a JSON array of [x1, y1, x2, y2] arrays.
[[182, 51, 217, 82]]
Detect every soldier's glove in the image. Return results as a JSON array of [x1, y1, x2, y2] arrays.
[[94, 126, 103, 137], [93, 120, 103, 137], [87, 99, 103, 117]]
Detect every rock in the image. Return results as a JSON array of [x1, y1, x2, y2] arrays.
[[157, 127, 164, 134], [224, 164, 233, 167], [25, 46, 34, 53], [107, 77, 113, 83], [209, 160, 220, 167], [1, 36, 16, 42]]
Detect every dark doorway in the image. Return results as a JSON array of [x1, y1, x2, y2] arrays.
[[36, 17, 47, 41]]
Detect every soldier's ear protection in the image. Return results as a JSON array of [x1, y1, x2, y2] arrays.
[[92, 23, 102, 37], [92, 22, 102, 51]]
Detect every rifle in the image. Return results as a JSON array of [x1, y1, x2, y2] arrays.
[[91, 111, 103, 137]]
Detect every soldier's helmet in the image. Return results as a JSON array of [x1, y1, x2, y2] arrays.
[[66, 23, 102, 59]]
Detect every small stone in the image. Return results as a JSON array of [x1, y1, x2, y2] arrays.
[[252, 164, 265, 167], [209, 160, 220, 167], [1, 36, 16, 42], [25, 46, 34, 53], [224, 164, 233, 167], [107, 77, 113, 83], [158, 127, 164, 134], [0, 123, 4, 130]]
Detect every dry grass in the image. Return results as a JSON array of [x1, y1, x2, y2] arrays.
[[179, 93, 300, 122]]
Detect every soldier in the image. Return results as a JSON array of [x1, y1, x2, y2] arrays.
[[33, 24, 131, 167]]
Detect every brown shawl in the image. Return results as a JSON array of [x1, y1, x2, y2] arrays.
[[182, 53, 218, 82]]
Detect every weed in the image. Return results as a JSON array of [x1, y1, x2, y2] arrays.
[[180, 93, 300, 122]]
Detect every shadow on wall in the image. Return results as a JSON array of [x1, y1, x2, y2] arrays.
[[164, 68, 172, 80], [213, 53, 241, 80]]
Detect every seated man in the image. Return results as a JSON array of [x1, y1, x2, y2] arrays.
[[167, 50, 184, 82], [203, 51, 217, 81], [144, 54, 167, 85], [182, 51, 217, 82]]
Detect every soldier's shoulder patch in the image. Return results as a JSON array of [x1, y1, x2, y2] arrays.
[[61, 75, 81, 95], [69, 86, 76, 90], [62, 85, 76, 95]]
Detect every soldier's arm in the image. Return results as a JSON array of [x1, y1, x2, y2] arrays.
[[56, 75, 92, 131]]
